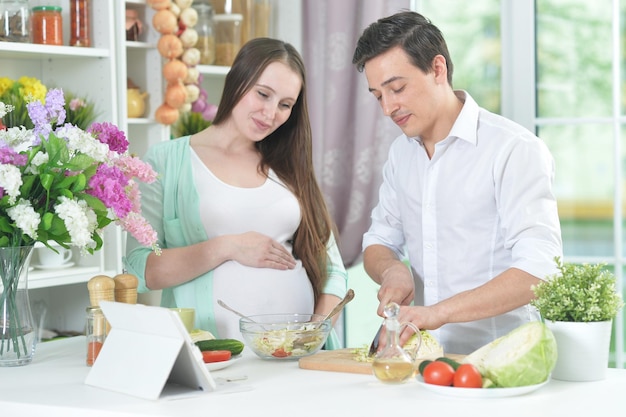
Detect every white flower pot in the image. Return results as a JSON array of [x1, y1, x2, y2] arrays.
[[545, 320, 612, 382]]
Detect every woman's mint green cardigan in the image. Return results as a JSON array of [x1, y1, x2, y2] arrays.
[[123, 136, 348, 349]]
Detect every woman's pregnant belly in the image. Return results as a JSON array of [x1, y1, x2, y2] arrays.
[[212, 260, 314, 339]]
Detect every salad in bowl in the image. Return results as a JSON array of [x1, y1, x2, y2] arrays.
[[240, 313, 332, 360]]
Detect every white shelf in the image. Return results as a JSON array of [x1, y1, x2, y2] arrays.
[[197, 65, 231, 76], [125, 41, 156, 49], [0, 42, 110, 59]]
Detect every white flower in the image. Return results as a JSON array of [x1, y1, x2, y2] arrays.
[[0, 102, 14, 118], [0, 126, 37, 153], [6, 199, 40, 240], [55, 124, 109, 162], [54, 196, 98, 250], [0, 164, 23, 204], [25, 151, 49, 174]]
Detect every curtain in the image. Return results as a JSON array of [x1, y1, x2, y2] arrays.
[[302, 0, 409, 267]]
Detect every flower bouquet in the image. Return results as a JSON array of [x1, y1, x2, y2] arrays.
[[0, 88, 160, 366]]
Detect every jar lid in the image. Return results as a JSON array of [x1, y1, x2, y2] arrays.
[[214, 13, 243, 22], [86, 306, 103, 313], [32, 6, 62, 12]]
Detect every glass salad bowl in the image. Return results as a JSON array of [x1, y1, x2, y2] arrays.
[[239, 313, 332, 360]]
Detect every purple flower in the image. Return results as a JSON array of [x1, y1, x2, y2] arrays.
[[27, 88, 66, 138], [87, 164, 132, 218], [27, 100, 51, 138], [0, 146, 28, 166], [88, 122, 129, 154], [45, 88, 66, 125]]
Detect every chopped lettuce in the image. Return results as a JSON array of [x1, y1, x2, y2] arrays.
[[252, 324, 325, 358], [352, 330, 443, 362]]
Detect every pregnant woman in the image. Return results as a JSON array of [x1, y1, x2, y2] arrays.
[[123, 38, 347, 348]]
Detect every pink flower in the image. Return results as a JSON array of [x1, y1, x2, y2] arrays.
[[69, 97, 85, 111], [114, 154, 158, 184], [88, 122, 129, 154], [118, 212, 161, 254], [87, 164, 132, 218]]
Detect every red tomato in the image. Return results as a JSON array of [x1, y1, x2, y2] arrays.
[[423, 361, 455, 386], [272, 348, 292, 358], [453, 364, 483, 388], [202, 350, 232, 363]]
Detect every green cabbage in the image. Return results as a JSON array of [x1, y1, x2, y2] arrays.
[[463, 321, 557, 387], [405, 330, 444, 360]]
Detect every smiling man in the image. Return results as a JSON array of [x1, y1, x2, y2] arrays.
[[353, 11, 563, 354]]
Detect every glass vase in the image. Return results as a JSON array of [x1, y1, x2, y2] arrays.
[[0, 246, 36, 366]]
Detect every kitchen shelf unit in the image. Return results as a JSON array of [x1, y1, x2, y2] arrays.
[[116, 0, 170, 158]]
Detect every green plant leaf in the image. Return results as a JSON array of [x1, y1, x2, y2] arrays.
[[39, 173, 55, 191]]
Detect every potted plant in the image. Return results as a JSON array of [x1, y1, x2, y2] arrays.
[[531, 257, 624, 381]]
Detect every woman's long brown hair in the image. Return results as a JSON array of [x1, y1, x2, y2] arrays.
[[212, 38, 334, 302]]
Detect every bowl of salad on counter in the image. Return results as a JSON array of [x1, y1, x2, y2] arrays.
[[239, 313, 332, 360]]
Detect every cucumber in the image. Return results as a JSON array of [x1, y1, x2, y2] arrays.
[[196, 339, 245, 355], [418, 359, 432, 376], [435, 356, 461, 371]]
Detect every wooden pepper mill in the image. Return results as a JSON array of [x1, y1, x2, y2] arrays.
[[113, 273, 139, 304], [87, 275, 115, 307], [87, 274, 115, 337]]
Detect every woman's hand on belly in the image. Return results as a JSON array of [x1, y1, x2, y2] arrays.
[[228, 231, 297, 270]]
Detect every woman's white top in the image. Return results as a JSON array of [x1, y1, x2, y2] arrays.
[[191, 149, 314, 339]]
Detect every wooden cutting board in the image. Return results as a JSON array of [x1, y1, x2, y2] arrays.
[[298, 349, 373, 374], [298, 349, 465, 374]]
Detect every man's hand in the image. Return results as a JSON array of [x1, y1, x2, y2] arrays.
[[376, 262, 415, 315], [363, 245, 415, 316]]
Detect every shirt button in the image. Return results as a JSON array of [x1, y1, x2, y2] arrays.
[[425, 243, 433, 249]]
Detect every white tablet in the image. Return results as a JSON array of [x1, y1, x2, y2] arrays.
[[85, 301, 216, 400]]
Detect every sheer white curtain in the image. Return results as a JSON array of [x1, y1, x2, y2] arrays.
[[302, 0, 409, 266]]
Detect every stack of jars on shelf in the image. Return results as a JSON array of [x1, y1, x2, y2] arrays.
[[203, 0, 272, 66], [0, 0, 91, 46]]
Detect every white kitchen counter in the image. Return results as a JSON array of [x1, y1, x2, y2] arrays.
[[1, 336, 625, 416]]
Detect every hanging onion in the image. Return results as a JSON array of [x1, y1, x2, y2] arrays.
[[155, 103, 179, 125], [152, 9, 178, 35]]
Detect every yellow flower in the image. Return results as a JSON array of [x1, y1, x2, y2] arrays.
[[17, 76, 47, 102], [0, 77, 13, 96]]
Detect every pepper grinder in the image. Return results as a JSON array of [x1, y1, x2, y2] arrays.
[[113, 273, 138, 304], [87, 275, 115, 307], [87, 275, 114, 335]]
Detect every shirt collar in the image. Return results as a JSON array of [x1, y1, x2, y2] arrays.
[[406, 90, 480, 146], [448, 90, 479, 146]]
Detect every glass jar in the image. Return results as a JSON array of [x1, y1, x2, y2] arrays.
[[31, 6, 63, 46], [86, 306, 106, 366], [193, 3, 215, 65], [253, 0, 271, 38], [69, 0, 90, 47], [0, 0, 30, 43], [214, 13, 242, 66]]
